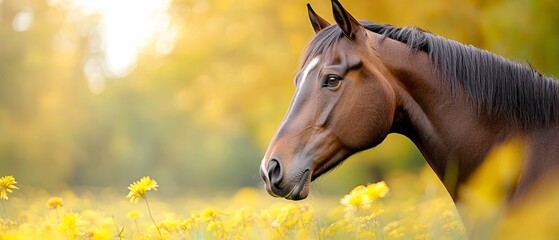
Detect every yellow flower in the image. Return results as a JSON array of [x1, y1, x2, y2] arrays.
[[201, 207, 219, 221], [126, 176, 158, 203], [341, 181, 389, 208], [0, 175, 18, 200], [158, 219, 181, 233], [181, 217, 196, 231], [341, 185, 365, 207], [126, 176, 162, 238], [127, 210, 141, 220], [363, 181, 389, 200], [301, 207, 315, 224], [47, 197, 63, 209], [57, 213, 81, 237]]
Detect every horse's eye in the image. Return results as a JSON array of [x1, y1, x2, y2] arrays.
[[322, 75, 342, 90]]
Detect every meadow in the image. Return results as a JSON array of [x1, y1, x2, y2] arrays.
[[4, 141, 559, 239], [1, 168, 467, 239]]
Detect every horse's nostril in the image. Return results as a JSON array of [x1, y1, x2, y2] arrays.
[[267, 159, 283, 186]]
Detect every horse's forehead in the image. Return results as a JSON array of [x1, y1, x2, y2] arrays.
[[323, 41, 367, 63]]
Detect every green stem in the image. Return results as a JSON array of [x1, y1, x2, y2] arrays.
[[112, 215, 124, 240], [2, 198, 6, 219], [135, 219, 141, 236], [144, 197, 162, 239]]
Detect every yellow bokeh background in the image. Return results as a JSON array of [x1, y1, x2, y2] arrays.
[[2, 0, 559, 238], [1, 0, 558, 207]]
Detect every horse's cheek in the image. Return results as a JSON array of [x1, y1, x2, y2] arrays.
[[335, 106, 389, 151], [364, 89, 395, 147]]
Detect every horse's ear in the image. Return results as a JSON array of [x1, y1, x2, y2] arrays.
[[331, 0, 363, 39], [307, 4, 330, 33]]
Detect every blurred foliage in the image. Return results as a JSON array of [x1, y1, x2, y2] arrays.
[[0, 0, 558, 196], [457, 139, 525, 238]]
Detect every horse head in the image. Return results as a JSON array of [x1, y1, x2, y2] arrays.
[[260, 0, 398, 200]]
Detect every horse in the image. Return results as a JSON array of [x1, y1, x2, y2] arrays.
[[259, 0, 559, 206]]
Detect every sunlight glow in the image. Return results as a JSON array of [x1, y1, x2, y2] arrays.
[[66, 0, 175, 93], [12, 11, 34, 32], [98, 0, 172, 76], [84, 58, 106, 94]]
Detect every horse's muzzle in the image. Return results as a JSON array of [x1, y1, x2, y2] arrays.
[[285, 169, 310, 200], [260, 158, 311, 200]]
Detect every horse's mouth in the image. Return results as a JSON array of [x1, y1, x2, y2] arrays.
[[311, 150, 349, 181], [285, 169, 310, 200]]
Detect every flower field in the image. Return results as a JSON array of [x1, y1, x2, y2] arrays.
[[0, 168, 467, 240], [3, 141, 559, 239]]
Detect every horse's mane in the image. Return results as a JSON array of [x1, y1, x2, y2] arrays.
[[304, 21, 559, 129]]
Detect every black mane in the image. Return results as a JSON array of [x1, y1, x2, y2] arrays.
[[304, 21, 559, 129]]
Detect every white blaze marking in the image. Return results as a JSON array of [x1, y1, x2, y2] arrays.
[[299, 56, 321, 88], [292, 56, 320, 102]]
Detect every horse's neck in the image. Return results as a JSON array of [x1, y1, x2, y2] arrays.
[[378, 38, 513, 199]]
